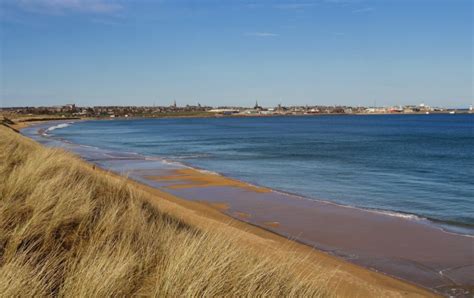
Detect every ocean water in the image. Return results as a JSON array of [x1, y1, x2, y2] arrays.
[[48, 114, 474, 233]]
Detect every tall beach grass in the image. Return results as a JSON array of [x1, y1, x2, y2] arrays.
[[0, 125, 332, 297]]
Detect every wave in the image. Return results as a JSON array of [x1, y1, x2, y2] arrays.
[[270, 188, 424, 220], [196, 169, 220, 176], [173, 154, 212, 159], [366, 209, 422, 220], [336, 206, 473, 237], [148, 157, 193, 169], [42, 122, 75, 136], [267, 188, 474, 237], [46, 123, 72, 132], [78, 144, 100, 150]]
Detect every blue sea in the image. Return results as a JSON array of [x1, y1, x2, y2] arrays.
[[47, 114, 474, 234]]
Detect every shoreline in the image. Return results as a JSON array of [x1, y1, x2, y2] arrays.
[[138, 168, 473, 290], [18, 117, 473, 238], [95, 160, 437, 297], [17, 119, 474, 296], [3, 110, 473, 129], [152, 158, 473, 238], [2, 124, 361, 297]]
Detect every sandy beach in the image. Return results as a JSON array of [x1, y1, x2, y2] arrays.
[[0, 116, 445, 296], [16, 119, 473, 296], [141, 168, 474, 295], [103, 170, 437, 296], [87, 157, 438, 297]]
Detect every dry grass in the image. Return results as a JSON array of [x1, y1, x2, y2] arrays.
[[0, 125, 332, 297]]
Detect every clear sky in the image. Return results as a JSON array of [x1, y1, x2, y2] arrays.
[[0, 0, 472, 108]]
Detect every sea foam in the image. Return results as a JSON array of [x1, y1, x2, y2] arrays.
[[46, 123, 72, 132]]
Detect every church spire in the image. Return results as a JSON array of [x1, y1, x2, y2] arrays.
[[254, 100, 261, 110]]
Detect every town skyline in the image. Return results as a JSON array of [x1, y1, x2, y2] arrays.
[[1, 98, 473, 110], [2, 101, 471, 118]]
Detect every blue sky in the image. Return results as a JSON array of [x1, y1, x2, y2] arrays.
[[0, 0, 472, 108]]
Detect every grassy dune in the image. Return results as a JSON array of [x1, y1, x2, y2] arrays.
[[0, 125, 333, 296]]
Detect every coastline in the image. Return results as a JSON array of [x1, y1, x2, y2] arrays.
[[3, 110, 472, 129], [1, 124, 344, 296], [18, 116, 474, 235], [148, 161, 473, 238], [15, 118, 474, 296], [8, 119, 436, 297], [139, 168, 474, 292]]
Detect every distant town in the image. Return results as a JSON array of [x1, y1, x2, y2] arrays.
[[1, 101, 472, 119]]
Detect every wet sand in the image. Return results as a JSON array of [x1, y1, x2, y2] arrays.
[[20, 121, 474, 297], [143, 168, 473, 295], [150, 168, 270, 193]]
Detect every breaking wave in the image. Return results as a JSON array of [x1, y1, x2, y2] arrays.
[[44, 123, 73, 135]]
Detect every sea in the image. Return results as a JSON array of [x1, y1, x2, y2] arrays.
[[40, 114, 474, 235]]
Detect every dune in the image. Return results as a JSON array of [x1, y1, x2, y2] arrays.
[[0, 123, 434, 297]]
